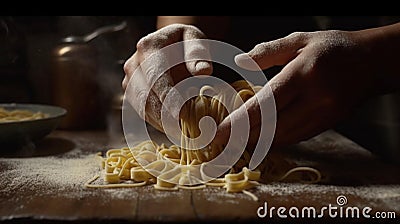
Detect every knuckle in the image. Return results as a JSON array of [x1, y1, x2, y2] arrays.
[[136, 35, 151, 52], [305, 55, 320, 75], [123, 59, 132, 75], [287, 31, 309, 42], [186, 25, 206, 38], [254, 42, 267, 50], [163, 23, 185, 30]]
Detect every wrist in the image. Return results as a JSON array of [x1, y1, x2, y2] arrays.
[[352, 23, 400, 94]]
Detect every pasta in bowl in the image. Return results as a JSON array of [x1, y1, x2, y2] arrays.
[[0, 103, 67, 145]]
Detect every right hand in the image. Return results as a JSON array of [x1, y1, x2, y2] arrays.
[[123, 24, 213, 132]]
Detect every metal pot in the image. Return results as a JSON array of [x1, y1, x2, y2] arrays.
[[51, 21, 127, 130]]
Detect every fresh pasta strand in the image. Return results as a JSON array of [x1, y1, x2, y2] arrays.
[[85, 174, 147, 188], [278, 166, 322, 184], [242, 189, 259, 201], [86, 80, 322, 201]]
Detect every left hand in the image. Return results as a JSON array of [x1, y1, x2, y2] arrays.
[[215, 29, 379, 149]]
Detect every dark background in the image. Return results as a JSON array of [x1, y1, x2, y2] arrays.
[[1, 16, 399, 162]]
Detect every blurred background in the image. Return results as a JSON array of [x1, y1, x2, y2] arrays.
[[1, 16, 399, 162]]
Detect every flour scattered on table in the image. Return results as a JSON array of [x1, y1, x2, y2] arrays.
[[196, 186, 254, 204], [256, 182, 400, 211], [0, 155, 100, 199]]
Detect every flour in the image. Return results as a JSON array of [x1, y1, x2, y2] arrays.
[[256, 182, 400, 211], [100, 188, 139, 200], [139, 186, 186, 200], [0, 154, 100, 200], [195, 185, 255, 204], [1, 153, 398, 218]]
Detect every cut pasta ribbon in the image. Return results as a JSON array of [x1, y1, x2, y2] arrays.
[[85, 80, 322, 201]]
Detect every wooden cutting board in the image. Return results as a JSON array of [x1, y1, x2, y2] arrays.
[[0, 129, 399, 222]]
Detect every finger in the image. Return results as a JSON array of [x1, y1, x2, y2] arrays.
[[137, 48, 180, 119], [235, 32, 308, 71], [125, 66, 163, 132], [213, 86, 266, 148], [144, 89, 164, 132], [168, 62, 193, 84], [136, 24, 212, 122], [213, 57, 303, 148], [267, 58, 302, 111], [123, 53, 141, 90], [183, 27, 213, 76], [137, 27, 184, 119]]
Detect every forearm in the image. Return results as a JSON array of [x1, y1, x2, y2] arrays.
[[156, 16, 196, 29], [352, 22, 400, 93], [156, 16, 230, 40]]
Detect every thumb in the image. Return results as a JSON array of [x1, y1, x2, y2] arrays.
[[235, 32, 307, 71], [213, 90, 262, 148]]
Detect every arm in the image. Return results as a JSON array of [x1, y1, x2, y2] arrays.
[[351, 22, 400, 93], [156, 16, 230, 40], [215, 22, 400, 150]]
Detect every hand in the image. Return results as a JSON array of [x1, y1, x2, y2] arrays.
[[216, 29, 382, 149], [123, 24, 213, 132]]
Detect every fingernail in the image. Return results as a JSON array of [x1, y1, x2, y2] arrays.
[[234, 53, 259, 71], [195, 61, 212, 75]]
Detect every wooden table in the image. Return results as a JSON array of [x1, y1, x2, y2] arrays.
[[0, 129, 399, 223]]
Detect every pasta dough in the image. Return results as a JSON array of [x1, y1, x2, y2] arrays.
[[86, 80, 322, 201]]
